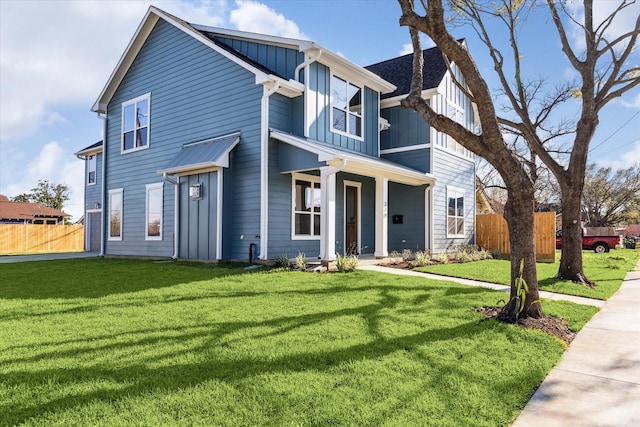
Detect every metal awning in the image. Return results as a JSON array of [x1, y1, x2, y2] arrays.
[[157, 132, 240, 175]]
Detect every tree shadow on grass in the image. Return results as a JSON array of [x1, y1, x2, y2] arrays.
[[0, 278, 521, 425]]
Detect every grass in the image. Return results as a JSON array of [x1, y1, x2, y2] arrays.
[[0, 258, 598, 426], [416, 250, 640, 300]]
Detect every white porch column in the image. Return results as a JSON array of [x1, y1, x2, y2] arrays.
[[320, 166, 337, 260], [375, 176, 389, 258]]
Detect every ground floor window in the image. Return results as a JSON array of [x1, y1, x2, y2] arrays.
[[145, 183, 163, 240], [108, 188, 123, 240], [447, 186, 465, 237], [292, 174, 321, 239]]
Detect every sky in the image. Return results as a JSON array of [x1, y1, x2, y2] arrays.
[[1, 0, 638, 222]]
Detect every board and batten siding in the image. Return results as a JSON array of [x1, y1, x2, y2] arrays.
[[388, 182, 428, 253], [104, 18, 263, 259], [305, 62, 379, 157], [380, 106, 430, 150], [431, 148, 475, 253], [212, 37, 304, 81]]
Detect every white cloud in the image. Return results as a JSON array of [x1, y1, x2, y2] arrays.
[[620, 92, 640, 109], [230, 0, 307, 39], [400, 35, 436, 56], [0, 0, 227, 142], [597, 140, 640, 170]]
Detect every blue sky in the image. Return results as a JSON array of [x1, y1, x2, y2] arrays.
[[1, 0, 638, 221]]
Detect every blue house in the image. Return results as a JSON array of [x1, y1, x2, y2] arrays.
[[75, 6, 476, 261]]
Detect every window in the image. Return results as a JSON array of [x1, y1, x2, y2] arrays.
[[121, 94, 150, 153], [88, 155, 96, 185], [108, 188, 123, 241], [292, 174, 321, 239], [331, 75, 362, 138], [146, 183, 163, 240], [447, 187, 465, 237]]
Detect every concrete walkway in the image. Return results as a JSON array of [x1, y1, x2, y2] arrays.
[[0, 252, 99, 263], [359, 261, 640, 426]]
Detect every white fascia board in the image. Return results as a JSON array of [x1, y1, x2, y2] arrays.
[[380, 88, 439, 109], [270, 129, 435, 186], [74, 145, 103, 157], [92, 6, 272, 113], [265, 75, 305, 98], [312, 45, 396, 94], [191, 24, 314, 51], [91, 9, 159, 112]]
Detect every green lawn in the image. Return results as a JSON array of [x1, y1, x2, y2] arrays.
[[416, 250, 640, 300], [0, 258, 597, 426]]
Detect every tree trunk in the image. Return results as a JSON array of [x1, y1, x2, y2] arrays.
[[557, 183, 593, 284], [497, 185, 543, 322]]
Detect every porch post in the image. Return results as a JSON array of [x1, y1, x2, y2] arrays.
[[375, 176, 389, 258], [320, 166, 337, 260]]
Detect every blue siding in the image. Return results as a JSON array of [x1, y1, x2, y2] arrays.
[[179, 172, 218, 260], [381, 150, 430, 173], [306, 62, 380, 157], [432, 148, 475, 253], [84, 152, 102, 209], [213, 37, 304, 80], [380, 106, 430, 150], [388, 183, 427, 253], [104, 19, 263, 259]]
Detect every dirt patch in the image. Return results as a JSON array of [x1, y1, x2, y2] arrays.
[[476, 306, 576, 345]]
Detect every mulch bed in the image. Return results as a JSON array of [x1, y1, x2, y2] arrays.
[[475, 306, 576, 345]]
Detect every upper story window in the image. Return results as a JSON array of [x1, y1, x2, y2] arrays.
[[331, 75, 363, 139], [87, 155, 96, 185], [121, 93, 150, 153]]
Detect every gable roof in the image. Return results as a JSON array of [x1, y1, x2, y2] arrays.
[[364, 44, 450, 100], [75, 140, 103, 157], [0, 198, 69, 222], [92, 6, 394, 113]]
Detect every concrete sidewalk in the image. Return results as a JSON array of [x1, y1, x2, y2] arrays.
[[359, 262, 640, 425], [513, 259, 640, 427], [0, 252, 99, 263]]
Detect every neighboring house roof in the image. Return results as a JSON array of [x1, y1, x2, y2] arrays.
[[75, 140, 103, 157], [364, 44, 449, 100], [158, 132, 240, 175], [92, 6, 394, 113], [0, 196, 70, 222]]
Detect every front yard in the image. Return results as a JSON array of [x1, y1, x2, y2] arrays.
[[416, 250, 640, 300], [0, 258, 598, 426]]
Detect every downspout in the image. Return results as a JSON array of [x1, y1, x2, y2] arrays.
[[96, 112, 107, 257], [259, 80, 280, 260], [163, 172, 179, 259], [294, 49, 322, 82]]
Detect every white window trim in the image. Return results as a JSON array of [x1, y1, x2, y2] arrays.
[[87, 155, 97, 186], [121, 93, 151, 154], [330, 74, 364, 141], [446, 186, 466, 238], [108, 188, 123, 241], [145, 182, 163, 241], [291, 173, 322, 240]]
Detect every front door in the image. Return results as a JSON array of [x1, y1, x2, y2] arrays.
[[345, 184, 359, 254]]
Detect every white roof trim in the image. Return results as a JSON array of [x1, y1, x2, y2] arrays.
[[191, 24, 314, 51], [270, 129, 435, 186], [380, 88, 439, 109], [92, 6, 274, 113]]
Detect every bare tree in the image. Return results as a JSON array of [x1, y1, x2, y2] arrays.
[[437, 0, 639, 283], [398, 0, 543, 321], [582, 163, 640, 227]]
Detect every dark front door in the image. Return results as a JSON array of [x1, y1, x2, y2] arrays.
[[345, 185, 358, 254]]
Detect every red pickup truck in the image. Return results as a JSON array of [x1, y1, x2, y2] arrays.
[[555, 229, 622, 253]]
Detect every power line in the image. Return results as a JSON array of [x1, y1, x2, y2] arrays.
[[589, 110, 640, 153]]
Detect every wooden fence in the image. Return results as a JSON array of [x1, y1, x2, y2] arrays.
[[476, 212, 556, 263], [0, 224, 84, 254]]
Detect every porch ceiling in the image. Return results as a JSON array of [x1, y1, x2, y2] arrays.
[[270, 129, 435, 186]]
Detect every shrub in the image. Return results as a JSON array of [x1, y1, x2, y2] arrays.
[[274, 253, 290, 269], [437, 252, 450, 264], [410, 250, 432, 267], [295, 252, 307, 270], [457, 251, 471, 263], [335, 253, 358, 272], [402, 249, 415, 262]]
